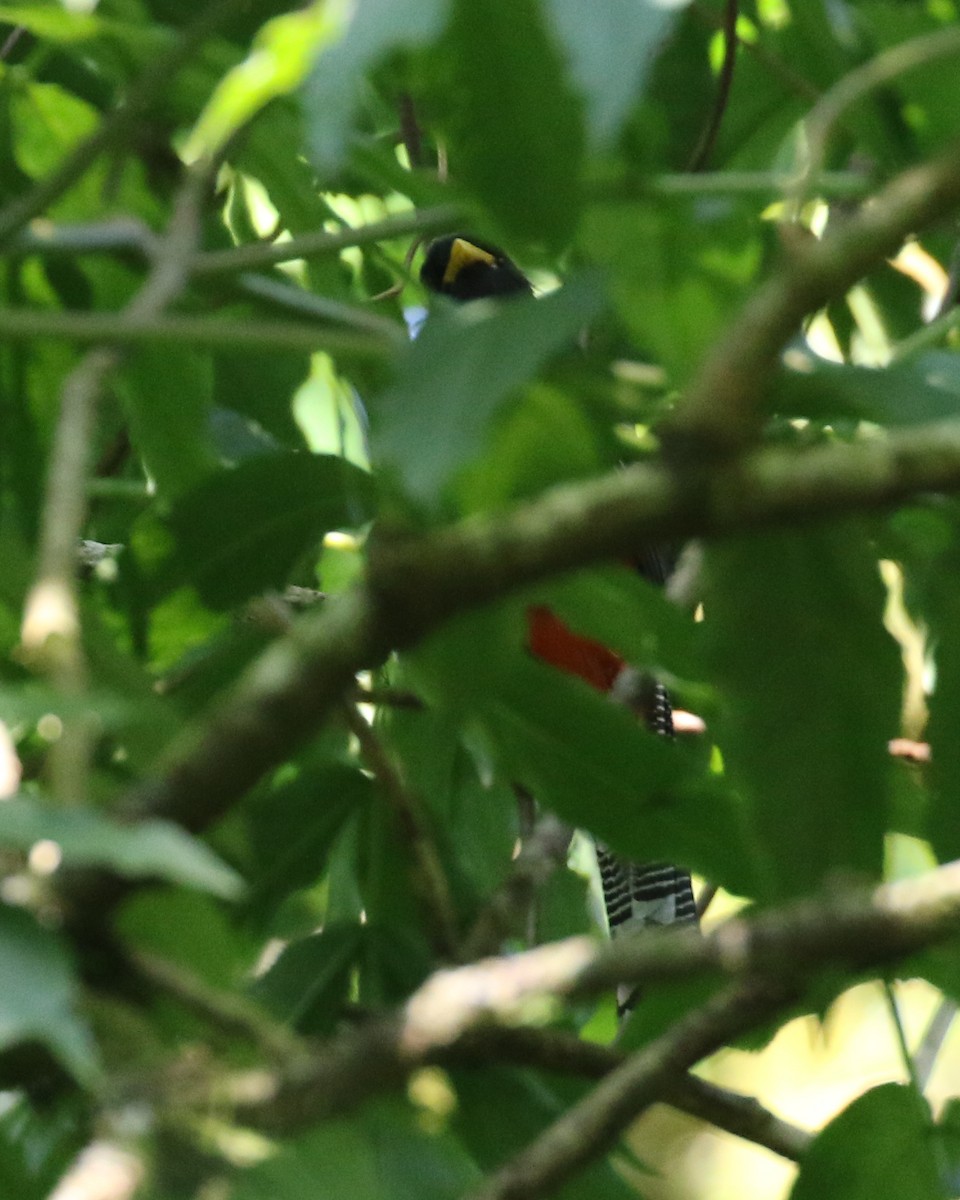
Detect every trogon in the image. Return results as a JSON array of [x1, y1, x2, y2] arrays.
[[421, 236, 698, 1003]]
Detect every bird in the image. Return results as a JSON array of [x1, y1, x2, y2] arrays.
[[420, 234, 698, 1006], [420, 234, 533, 301]]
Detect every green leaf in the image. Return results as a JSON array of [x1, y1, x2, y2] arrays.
[[443, 0, 584, 246], [0, 799, 243, 898], [158, 452, 374, 608], [454, 382, 605, 513], [0, 906, 97, 1085], [372, 275, 604, 503], [545, 0, 690, 147], [583, 197, 765, 383], [772, 351, 960, 427], [701, 524, 901, 901], [118, 888, 256, 988], [379, 691, 517, 902], [117, 347, 217, 500], [241, 764, 373, 923], [212, 348, 309, 449], [790, 1084, 952, 1200]]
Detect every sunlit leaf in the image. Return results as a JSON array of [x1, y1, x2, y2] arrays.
[[186, 0, 350, 159], [790, 1084, 953, 1200]]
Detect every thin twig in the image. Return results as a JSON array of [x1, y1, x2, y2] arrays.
[[342, 702, 460, 958], [691, 0, 819, 102], [191, 206, 460, 277], [687, 0, 739, 172], [882, 980, 923, 1095], [0, 25, 25, 61], [0, 308, 398, 356], [355, 685, 425, 710], [398, 93, 424, 169]]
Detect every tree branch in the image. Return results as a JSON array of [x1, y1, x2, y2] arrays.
[[463, 979, 796, 1200], [230, 862, 960, 1137], [99, 413, 960, 843], [668, 142, 960, 450], [445, 1025, 812, 1163]]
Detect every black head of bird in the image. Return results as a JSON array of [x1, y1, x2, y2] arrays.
[[420, 234, 532, 301]]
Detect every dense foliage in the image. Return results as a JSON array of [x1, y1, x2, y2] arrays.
[[1, 0, 960, 1196]]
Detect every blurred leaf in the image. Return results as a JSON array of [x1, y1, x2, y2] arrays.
[[0, 5, 101, 42], [0, 906, 97, 1085], [455, 382, 605, 512], [372, 275, 603, 503], [545, 0, 690, 148], [379, 694, 517, 903], [443, 0, 584, 246], [357, 922, 434, 1007], [0, 1092, 85, 1200], [701, 524, 901, 901], [250, 922, 362, 1033], [303, 0, 449, 176], [234, 1099, 480, 1199], [790, 1084, 952, 1200], [186, 1, 348, 159], [158, 452, 374, 608], [212, 347, 309, 449], [0, 798, 243, 898], [118, 888, 258, 989]]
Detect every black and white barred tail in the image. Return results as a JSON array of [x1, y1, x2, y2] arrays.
[[598, 679, 697, 1014]]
